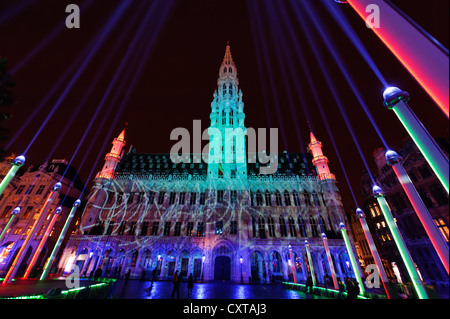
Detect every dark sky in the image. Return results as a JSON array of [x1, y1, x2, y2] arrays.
[[0, 0, 448, 210]]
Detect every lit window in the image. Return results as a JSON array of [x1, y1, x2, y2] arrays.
[[434, 218, 449, 242], [374, 205, 381, 216]]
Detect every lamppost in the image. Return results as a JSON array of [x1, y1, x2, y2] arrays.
[[201, 254, 205, 282], [0, 207, 20, 243], [385, 150, 449, 274], [288, 259, 292, 282], [240, 256, 243, 283], [373, 185, 429, 299], [157, 254, 161, 267], [0, 155, 25, 197], [288, 245, 297, 283], [383, 87, 449, 193]]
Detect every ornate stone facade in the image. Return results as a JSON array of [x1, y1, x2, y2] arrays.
[[58, 45, 356, 284]]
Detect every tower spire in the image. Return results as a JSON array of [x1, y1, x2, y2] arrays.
[[96, 127, 126, 179], [308, 128, 335, 181], [208, 44, 247, 180], [218, 43, 238, 87]]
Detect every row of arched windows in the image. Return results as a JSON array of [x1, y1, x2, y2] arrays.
[[251, 190, 326, 207], [252, 215, 327, 239]]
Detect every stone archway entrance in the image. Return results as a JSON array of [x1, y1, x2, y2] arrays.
[[214, 256, 231, 281]]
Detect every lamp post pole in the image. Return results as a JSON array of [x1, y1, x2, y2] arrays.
[[157, 254, 161, 281], [0, 207, 20, 243], [2, 182, 61, 285], [345, 0, 449, 117], [240, 256, 243, 283], [40, 199, 81, 280], [305, 240, 316, 286], [322, 233, 339, 290], [201, 254, 205, 282], [23, 207, 63, 279], [0, 156, 25, 197], [339, 222, 365, 296], [385, 150, 449, 274], [373, 185, 429, 299], [383, 87, 449, 194], [356, 208, 391, 299], [288, 245, 297, 283]]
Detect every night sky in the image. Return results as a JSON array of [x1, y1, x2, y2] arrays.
[[0, 0, 448, 210]]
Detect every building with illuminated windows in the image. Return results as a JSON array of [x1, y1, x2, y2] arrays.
[[360, 138, 449, 298], [57, 45, 357, 285], [0, 158, 86, 278]]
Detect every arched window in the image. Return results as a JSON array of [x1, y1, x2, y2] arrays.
[[312, 191, 320, 206], [293, 190, 300, 206], [298, 217, 305, 237], [256, 190, 263, 206], [222, 110, 226, 125], [288, 216, 297, 237], [264, 191, 271, 206], [229, 110, 234, 125], [258, 216, 266, 238], [303, 191, 311, 206], [284, 191, 291, 206], [268, 216, 275, 237], [309, 217, 319, 237], [279, 217, 288, 237], [223, 67, 227, 73], [275, 191, 282, 206], [270, 251, 282, 273], [229, 67, 232, 73]]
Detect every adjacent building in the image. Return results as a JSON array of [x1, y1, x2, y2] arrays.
[[0, 158, 86, 278], [360, 138, 449, 298]]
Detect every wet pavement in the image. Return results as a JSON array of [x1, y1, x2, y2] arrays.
[[112, 279, 331, 299], [0, 279, 100, 298]]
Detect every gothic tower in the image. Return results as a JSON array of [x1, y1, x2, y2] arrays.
[[96, 128, 126, 180], [308, 130, 335, 182], [81, 128, 126, 234], [308, 128, 343, 231], [207, 44, 247, 180]]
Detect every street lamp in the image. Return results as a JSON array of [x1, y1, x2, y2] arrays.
[[240, 256, 243, 283], [288, 245, 297, 283], [157, 254, 162, 280], [201, 254, 205, 282], [373, 185, 429, 299]]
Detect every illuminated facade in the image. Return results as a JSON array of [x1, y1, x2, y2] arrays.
[[0, 158, 85, 278], [58, 45, 355, 284]]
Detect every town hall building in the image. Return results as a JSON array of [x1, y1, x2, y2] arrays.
[[57, 45, 356, 284]]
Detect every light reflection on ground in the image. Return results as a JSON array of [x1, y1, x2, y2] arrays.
[[113, 279, 330, 299]]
